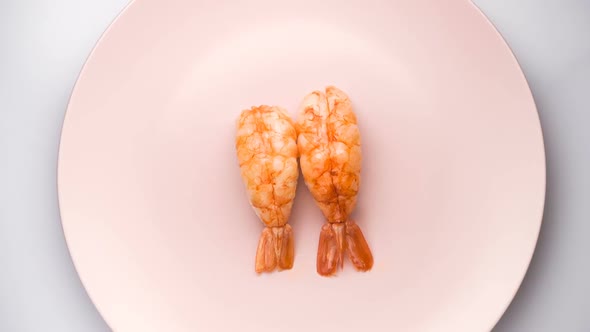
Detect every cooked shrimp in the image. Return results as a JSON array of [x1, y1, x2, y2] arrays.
[[236, 105, 299, 273], [296, 86, 373, 276]]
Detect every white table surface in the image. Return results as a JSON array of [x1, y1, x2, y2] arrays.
[[1, 1, 589, 331]]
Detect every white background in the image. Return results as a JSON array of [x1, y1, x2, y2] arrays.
[[1, 0, 589, 331]]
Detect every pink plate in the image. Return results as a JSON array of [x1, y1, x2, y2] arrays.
[[58, 0, 545, 331]]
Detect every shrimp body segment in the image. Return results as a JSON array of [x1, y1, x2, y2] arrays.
[[236, 105, 299, 273], [296, 86, 374, 276]]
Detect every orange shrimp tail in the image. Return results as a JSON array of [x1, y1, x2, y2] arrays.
[[317, 220, 373, 276], [255, 225, 294, 273], [344, 220, 374, 271]]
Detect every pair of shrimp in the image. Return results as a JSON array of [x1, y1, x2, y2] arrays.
[[235, 86, 373, 276]]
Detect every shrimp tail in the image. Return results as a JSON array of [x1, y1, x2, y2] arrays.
[[255, 225, 294, 273], [317, 223, 345, 276], [317, 221, 373, 276], [345, 220, 374, 271]]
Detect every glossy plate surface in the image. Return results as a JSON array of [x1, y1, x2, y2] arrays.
[[58, 1, 545, 331]]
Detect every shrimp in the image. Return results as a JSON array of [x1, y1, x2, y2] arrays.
[[236, 105, 299, 273], [296, 86, 373, 276]]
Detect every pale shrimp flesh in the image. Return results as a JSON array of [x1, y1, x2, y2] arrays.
[[236, 105, 299, 273], [296, 86, 373, 276]]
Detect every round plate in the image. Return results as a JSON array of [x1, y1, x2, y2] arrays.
[[58, 0, 545, 331]]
